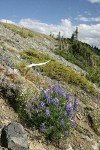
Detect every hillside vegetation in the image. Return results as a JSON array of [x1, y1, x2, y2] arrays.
[[54, 38, 100, 86], [0, 22, 100, 150], [20, 49, 96, 93]]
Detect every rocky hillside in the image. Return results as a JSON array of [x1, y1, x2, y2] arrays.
[[0, 22, 100, 150]]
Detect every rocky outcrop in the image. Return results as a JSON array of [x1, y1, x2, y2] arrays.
[[1, 122, 29, 150]]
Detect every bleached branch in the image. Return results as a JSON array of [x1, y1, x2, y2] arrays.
[[27, 60, 50, 68]]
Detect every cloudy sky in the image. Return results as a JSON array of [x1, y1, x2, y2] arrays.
[[0, 0, 100, 48]]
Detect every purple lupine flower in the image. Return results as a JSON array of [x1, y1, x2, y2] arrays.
[[46, 95, 50, 104], [40, 123, 46, 131], [40, 102, 45, 110], [42, 90, 49, 98], [64, 131, 68, 137], [57, 85, 63, 97], [60, 119, 64, 126], [52, 98, 59, 106], [42, 91, 50, 104], [25, 104, 32, 110], [63, 111, 67, 118], [65, 102, 72, 111], [47, 87, 52, 93], [65, 103, 69, 111], [73, 98, 78, 110], [52, 85, 58, 94], [52, 85, 63, 97], [42, 90, 48, 99], [70, 120, 76, 128], [45, 109, 50, 117], [68, 107, 73, 117]]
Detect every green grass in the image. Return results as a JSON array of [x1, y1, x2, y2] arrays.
[[1, 22, 55, 42], [20, 49, 96, 94]]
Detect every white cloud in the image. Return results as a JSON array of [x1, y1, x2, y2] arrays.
[[78, 24, 100, 48], [77, 16, 100, 22], [18, 18, 74, 37], [0, 19, 16, 25], [0, 18, 100, 48], [78, 17, 89, 21], [87, 0, 100, 3]]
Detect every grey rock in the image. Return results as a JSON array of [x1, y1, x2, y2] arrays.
[[1, 122, 29, 150]]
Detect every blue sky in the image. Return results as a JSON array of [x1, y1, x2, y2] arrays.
[[0, 0, 100, 48]]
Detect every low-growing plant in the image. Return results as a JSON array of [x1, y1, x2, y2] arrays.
[[8, 47, 16, 53], [0, 65, 5, 73], [6, 73, 17, 81], [15, 61, 30, 76], [20, 49, 96, 94], [25, 85, 78, 142]]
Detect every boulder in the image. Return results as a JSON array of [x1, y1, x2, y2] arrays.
[[1, 122, 29, 150]]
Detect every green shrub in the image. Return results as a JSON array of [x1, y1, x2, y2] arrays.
[[20, 49, 96, 94], [25, 85, 78, 141]]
